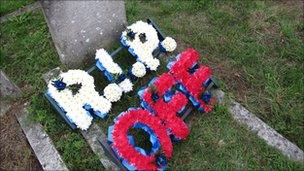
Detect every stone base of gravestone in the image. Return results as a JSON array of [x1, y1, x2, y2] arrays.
[[41, 1, 127, 68], [0, 70, 21, 116]]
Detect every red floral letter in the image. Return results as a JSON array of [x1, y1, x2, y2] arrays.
[[169, 48, 214, 112], [111, 109, 172, 170], [142, 73, 189, 140]]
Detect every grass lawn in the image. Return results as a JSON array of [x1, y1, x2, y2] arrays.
[[0, 0, 36, 16], [125, 0, 304, 149], [0, 0, 303, 170]]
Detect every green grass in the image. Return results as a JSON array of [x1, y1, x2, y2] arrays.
[[95, 48, 304, 170], [0, 0, 303, 170], [96, 40, 304, 170], [169, 106, 303, 170], [0, 11, 104, 171], [125, 0, 304, 149], [0, 0, 36, 16]]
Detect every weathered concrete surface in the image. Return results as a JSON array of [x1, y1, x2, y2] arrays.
[[81, 123, 119, 170], [229, 101, 304, 162], [15, 103, 68, 171], [0, 1, 41, 23], [0, 70, 21, 116], [1, 105, 42, 170], [1, 71, 67, 170], [42, 67, 61, 83], [211, 89, 225, 104], [0, 101, 12, 117], [0, 70, 21, 99], [41, 1, 127, 68], [213, 89, 303, 161], [42, 67, 61, 84], [43, 68, 118, 170]]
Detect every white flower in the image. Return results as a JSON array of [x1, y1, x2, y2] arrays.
[[121, 21, 160, 70], [66, 109, 92, 130], [88, 95, 112, 115], [47, 69, 113, 130], [118, 78, 133, 93], [121, 21, 159, 50], [103, 83, 123, 102], [145, 58, 160, 71], [161, 37, 177, 52], [95, 49, 122, 75], [131, 62, 146, 77]]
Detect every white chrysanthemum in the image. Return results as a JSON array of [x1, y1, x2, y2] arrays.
[[47, 69, 112, 130], [145, 58, 160, 71], [131, 62, 146, 77], [95, 49, 122, 75], [161, 37, 177, 52], [121, 21, 160, 70], [103, 83, 123, 102], [66, 109, 92, 130], [121, 21, 159, 50], [88, 95, 112, 114], [118, 78, 133, 93]]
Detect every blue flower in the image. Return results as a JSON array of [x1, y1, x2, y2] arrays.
[[52, 78, 66, 91], [187, 63, 199, 74], [139, 33, 147, 43], [151, 93, 159, 102], [203, 78, 212, 87], [117, 74, 127, 83], [127, 69, 137, 82], [126, 29, 136, 40], [156, 154, 167, 167], [201, 91, 211, 103]]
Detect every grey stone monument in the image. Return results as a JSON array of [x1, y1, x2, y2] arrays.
[[41, 1, 127, 68]]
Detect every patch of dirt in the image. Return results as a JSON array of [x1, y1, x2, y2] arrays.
[[249, 0, 303, 40], [172, 12, 210, 35], [0, 105, 42, 171], [279, 0, 304, 39], [171, 14, 252, 102], [176, 40, 252, 103], [279, 0, 303, 15], [209, 58, 252, 103], [217, 4, 235, 16], [249, 11, 280, 37]]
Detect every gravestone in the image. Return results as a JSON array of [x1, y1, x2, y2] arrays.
[[41, 1, 127, 68]]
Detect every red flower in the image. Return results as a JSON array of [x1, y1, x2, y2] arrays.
[[169, 48, 214, 112], [110, 48, 216, 170], [142, 73, 190, 139], [112, 109, 173, 170]]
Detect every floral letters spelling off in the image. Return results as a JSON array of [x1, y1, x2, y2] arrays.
[[108, 48, 215, 170]]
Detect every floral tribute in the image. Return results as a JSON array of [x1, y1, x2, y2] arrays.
[[107, 48, 215, 170], [46, 20, 217, 170], [47, 20, 177, 130]]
